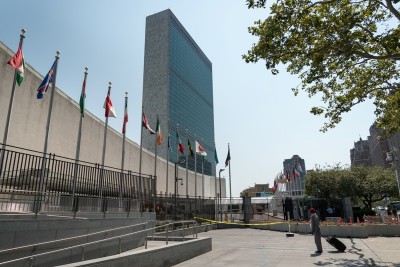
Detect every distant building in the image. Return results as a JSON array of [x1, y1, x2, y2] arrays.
[[241, 184, 273, 197], [350, 122, 400, 168], [142, 9, 216, 176], [283, 155, 306, 196], [368, 123, 391, 168], [350, 137, 371, 167]]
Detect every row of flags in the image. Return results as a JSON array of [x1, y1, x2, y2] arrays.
[[271, 163, 304, 193], [6, 31, 232, 175]]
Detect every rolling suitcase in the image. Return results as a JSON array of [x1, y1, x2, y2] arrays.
[[326, 236, 346, 252]]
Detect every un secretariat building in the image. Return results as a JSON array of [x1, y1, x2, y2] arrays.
[[142, 9, 216, 177]]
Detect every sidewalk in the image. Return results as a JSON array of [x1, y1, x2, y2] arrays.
[[174, 228, 400, 267]]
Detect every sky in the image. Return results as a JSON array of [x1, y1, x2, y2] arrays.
[[0, 0, 377, 197]]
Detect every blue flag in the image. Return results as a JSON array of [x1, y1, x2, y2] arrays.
[[37, 60, 56, 99]]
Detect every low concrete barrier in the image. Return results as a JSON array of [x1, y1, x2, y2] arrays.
[[252, 221, 400, 238], [59, 237, 212, 267]]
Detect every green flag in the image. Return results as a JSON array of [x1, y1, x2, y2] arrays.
[[215, 147, 219, 164], [79, 73, 87, 117], [225, 148, 231, 167]]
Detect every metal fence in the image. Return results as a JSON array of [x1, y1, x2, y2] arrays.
[[0, 144, 218, 218], [0, 144, 154, 214], [154, 195, 216, 221]]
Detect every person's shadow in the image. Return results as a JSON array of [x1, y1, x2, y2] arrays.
[[310, 252, 323, 257]]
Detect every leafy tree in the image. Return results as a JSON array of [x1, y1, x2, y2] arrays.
[[349, 165, 398, 210], [304, 165, 346, 203], [244, 0, 400, 135], [304, 165, 398, 210]]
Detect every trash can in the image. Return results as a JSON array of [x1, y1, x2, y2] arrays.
[[273, 210, 277, 216]]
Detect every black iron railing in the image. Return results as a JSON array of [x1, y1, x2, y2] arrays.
[[0, 144, 154, 213]]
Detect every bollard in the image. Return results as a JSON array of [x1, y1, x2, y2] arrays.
[[145, 232, 148, 249], [195, 221, 198, 239], [166, 224, 169, 245], [118, 237, 122, 254], [29, 257, 34, 267], [81, 246, 85, 261]]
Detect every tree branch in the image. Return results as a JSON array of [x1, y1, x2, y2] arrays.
[[352, 50, 400, 60], [385, 0, 400, 21]]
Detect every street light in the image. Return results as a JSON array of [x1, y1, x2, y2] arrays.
[[219, 168, 225, 221], [174, 159, 185, 220], [386, 147, 400, 197]]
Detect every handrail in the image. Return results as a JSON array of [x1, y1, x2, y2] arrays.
[[0, 220, 197, 266], [0, 222, 148, 255]]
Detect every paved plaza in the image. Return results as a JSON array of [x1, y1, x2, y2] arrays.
[[173, 228, 400, 267]]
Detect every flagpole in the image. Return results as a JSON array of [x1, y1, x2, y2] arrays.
[[34, 51, 60, 214], [138, 106, 144, 214], [185, 131, 189, 198], [2, 29, 25, 151], [202, 155, 204, 199], [120, 92, 128, 203], [166, 125, 170, 197], [293, 163, 298, 196], [186, 132, 191, 217], [72, 67, 88, 204], [99, 82, 112, 199], [194, 144, 197, 199], [153, 112, 159, 211], [214, 144, 218, 199], [299, 163, 304, 195], [228, 143, 233, 222]]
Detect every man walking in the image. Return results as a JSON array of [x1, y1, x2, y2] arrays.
[[310, 208, 322, 253]]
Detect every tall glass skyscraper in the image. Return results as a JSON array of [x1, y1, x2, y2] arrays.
[[142, 9, 216, 176]]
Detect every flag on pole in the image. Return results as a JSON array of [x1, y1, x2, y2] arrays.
[[103, 87, 117, 118], [7, 44, 24, 86], [187, 137, 194, 158], [168, 134, 172, 151], [225, 147, 231, 167], [295, 162, 304, 175], [79, 73, 87, 117], [37, 60, 56, 99], [293, 166, 300, 178], [195, 141, 207, 156], [286, 169, 291, 183], [214, 147, 219, 164], [122, 97, 128, 134], [142, 112, 155, 134], [156, 117, 163, 145], [176, 132, 184, 154]]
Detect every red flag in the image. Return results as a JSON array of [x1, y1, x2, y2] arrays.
[[122, 97, 128, 134], [104, 87, 116, 117], [8, 44, 23, 69], [142, 112, 155, 134], [195, 140, 207, 156], [176, 132, 184, 154]]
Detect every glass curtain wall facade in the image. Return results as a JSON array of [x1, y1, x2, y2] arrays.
[[143, 9, 216, 176]]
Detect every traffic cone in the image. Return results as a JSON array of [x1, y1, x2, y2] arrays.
[[339, 218, 343, 225], [349, 217, 353, 225]]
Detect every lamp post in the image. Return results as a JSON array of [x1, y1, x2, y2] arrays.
[[174, 159, 185, 220], [219, 168, 225, 221], [387, 147, 400, 196]]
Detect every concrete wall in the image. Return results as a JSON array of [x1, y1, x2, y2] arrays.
[[0, 213, 156, 267], [0, 42, 226, 198]]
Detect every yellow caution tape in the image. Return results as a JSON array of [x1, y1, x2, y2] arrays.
[[194, 217, 284, 226]]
